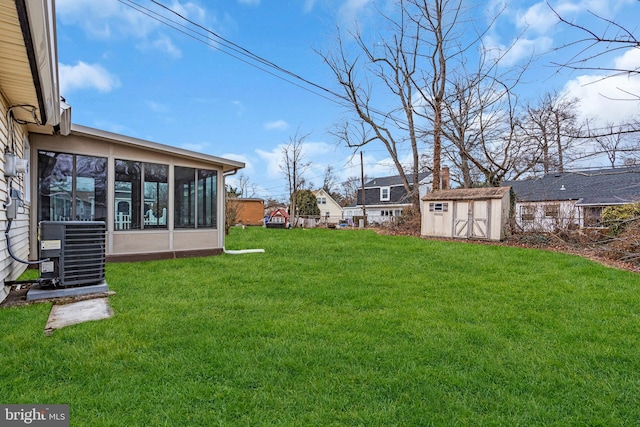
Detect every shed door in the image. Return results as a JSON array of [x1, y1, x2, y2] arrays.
[[453, 200, 489, 239], [471, 200, 489, 238], [454, 201, 469, 237]]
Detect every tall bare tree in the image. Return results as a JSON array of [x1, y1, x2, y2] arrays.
[[409, 0, 462, 192], [521, 92, 581, 174], [280, 129, 311, 227], [321, 4, 423, 211], [321, 0, 500, 208]]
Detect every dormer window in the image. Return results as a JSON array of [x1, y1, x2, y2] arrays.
[[380, 186, 390, 201]]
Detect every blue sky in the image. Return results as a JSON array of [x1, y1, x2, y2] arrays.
[[55, 0, 640, 200]]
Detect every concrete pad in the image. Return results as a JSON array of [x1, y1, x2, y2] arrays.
[[27, 281, 109, 301], [45, 298, 113, 335]]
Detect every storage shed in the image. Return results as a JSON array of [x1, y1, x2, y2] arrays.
[[421, 187, 512, 241]]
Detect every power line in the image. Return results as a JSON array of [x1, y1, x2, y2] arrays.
[[118, 0, 418, 132]]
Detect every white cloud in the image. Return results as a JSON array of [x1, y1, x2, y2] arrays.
[[560, 41, 640, 125], [56, 0, 208, 57], [614, 48, 640, 72], [563, 73, 640, 124], [180, 142, 210, 152], [146, 101, 169, 113], [59, 61, 120, 95], [515, 2, 557, 34], [337, 0, 374, 31], [221, 153, 251, 171], [237, 0, 260, 5], [56, 0, 155, 39], [147, 35, 182, 58], [303, 0, 318, 13], [483, 34, 553, 67], [256, 147, 282, 179], [264, 120, 290, 131]]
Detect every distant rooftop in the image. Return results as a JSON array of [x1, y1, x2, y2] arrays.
[[502, 166, 640, 205]]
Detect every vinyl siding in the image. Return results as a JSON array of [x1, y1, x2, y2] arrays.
[[0, 94, 30, 296]]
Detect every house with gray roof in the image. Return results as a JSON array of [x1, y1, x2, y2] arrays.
[[344, 172, 432, 225], [502, 167, 640, 231]]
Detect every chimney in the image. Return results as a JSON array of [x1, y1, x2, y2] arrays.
[[441, 166, 450, 190]]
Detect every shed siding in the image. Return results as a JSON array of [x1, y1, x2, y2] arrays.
[[421, 188, 511, 241]]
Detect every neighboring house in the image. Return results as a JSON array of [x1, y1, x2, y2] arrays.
[[348, 172, 432, 225], [0, 1, 243, 302], [228, 198, 265, 226], [266, 208, 289, 228], [312, 189, 343, 225], [421, 187, 512, 241], [503, 167, 640, 231]]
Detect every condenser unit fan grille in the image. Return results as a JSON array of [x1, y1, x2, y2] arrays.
[[39, 221, 106, 287]]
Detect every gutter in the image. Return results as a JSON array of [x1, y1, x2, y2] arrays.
[[14, 0, 61, 128]]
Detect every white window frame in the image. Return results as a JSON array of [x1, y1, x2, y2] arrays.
[[380, 186, 390, 201]]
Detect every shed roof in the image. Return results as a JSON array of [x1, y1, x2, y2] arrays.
[[422, 186, 511, 201]]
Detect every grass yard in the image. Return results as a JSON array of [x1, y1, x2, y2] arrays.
[[1, 227, 640, 426]]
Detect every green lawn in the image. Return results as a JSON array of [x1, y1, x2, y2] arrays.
[[2, 227, 639, 426]]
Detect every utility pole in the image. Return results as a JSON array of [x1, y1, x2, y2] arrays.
[[360, 151, 366, 227]]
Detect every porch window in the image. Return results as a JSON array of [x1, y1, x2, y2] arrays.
[[114, 160, 168, 230], [174, 167, 217, 229], [38, 151, 107, 222], [197, 169, 217, 228]]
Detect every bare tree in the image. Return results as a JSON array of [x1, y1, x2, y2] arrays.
[[236, 173, 258, 198], [321, 6, 423, 211], [339, 175, 370, 207], [520, 92, 582, 174], [551, 6, 639, 81], [322, 165, 338, 194], [280, 129, 311, 227], [321, 0, 501, 207], [589, 122, 640, 167], [409, 0, 462, 192]]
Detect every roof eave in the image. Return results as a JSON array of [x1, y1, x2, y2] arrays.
[[16, 0, 60, 131], [70, 124, 245, 172]]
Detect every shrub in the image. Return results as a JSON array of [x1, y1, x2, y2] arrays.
[[601, 202, 640, 236]]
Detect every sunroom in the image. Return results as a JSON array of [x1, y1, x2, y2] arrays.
[[28, 124, 244, 262]]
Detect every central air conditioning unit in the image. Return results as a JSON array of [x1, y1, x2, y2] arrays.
[[39, 221, 106, 288]]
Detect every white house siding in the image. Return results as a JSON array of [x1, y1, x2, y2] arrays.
[[515, 200, 580, 232], [314, 189, 343, 225], [367, 205, 410, 225], [0, 95, 31, 301]]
